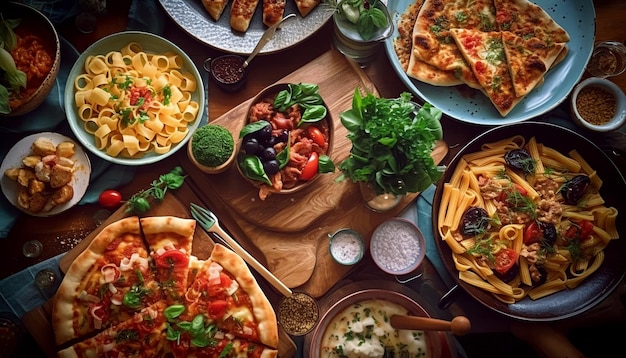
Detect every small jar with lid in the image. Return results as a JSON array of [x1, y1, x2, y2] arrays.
[[328, 228, 364, 266]]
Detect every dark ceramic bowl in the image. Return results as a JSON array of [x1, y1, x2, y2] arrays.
[[205, 54, 249, 92], [1, 2, 61, 117]]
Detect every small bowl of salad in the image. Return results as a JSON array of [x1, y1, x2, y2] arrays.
[[236, 83, 335, 200]]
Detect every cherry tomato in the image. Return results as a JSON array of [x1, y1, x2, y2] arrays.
[[300, 152, 319, 181], [155, 250, 189, 269], [98, 189, 123, 208], [564, 220, 594, 241], [307, 126, 326, 147], [523, 222, 541, 245], [494, 248, 518, 275]]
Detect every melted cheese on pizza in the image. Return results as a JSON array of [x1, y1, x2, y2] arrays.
[[319, 299, 427, 357]]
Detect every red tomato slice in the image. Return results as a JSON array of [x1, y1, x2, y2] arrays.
[[513, 183, 527, 196], [494, 248, 518, 275], [155, 250, 188, 269], [300, 152, 319, 181], [523, 222, 541, 245], [207, 299, 229, 319], [307, 126, 326, 147]]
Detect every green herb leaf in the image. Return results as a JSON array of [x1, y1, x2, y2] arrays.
[[125, 167, 187, 214], [238, 154, 272, 185]]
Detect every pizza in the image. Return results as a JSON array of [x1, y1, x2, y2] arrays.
[[450, 28, 522, 116], [395, 0, 570, 117], [200, 0, 230, 21], [262, 0, 286, 27], [230, 0, 260, 32], [52, 216, 278, 357]]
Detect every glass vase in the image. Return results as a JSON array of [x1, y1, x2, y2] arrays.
[[359, 182, 404, 212]]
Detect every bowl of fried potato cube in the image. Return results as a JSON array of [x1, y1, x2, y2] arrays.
[[0, 132, 91, 216]]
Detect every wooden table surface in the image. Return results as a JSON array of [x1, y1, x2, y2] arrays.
[[1, 0, 625, 356]]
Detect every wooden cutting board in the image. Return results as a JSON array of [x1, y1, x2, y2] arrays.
[[180, 49, 448, 298], [25, 187, 297, 358]]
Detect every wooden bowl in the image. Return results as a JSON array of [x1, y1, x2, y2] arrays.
[[1, 2, 61, 117], [187, 126, 236, 174], [236, 83, 334, 197]]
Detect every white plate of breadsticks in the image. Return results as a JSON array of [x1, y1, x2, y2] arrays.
[[158, 0, 334, 54], [1, 133, 91, 217]]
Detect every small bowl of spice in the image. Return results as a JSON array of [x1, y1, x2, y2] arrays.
[[277, 291, 320, 336], [328, 228, 364, 266], [205, 54, 248, 92], [570, 77, 626, 132], [370, 218, 426, 275]]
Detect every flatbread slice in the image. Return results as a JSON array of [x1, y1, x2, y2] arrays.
[[295, 0, 320, 17], [200, 0, 230, 21], [140, 216, 196, 304], [501, 31, 566, 97], [493, 0, 570, 43], [230, 0, 261, 32], [52, 217, 161, 346], [450, 28, 523, 116], [263, 0, 286, 27]]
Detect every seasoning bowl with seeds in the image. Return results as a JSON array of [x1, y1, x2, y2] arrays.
[[370, 218, 426, 275], [570, 77, 626, 132]]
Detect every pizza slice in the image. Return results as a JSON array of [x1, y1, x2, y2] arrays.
[[141, 216, 196, 304], [183, 244, 279, 348], [262, 0, 285, 27], [200, 0, 230, 21], [493, 0, 570, 44], [295, 0, 320, 17], [52, 217, 162, 346], [501, 31, 566, 97], [230, 0, 261, 32], [450, 28, 522, 116], [57, 302, 169, 358]]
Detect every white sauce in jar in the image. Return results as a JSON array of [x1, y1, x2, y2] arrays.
[[329, 229, 364, 265]]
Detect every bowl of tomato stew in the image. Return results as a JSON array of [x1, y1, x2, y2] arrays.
[[0, 2, 61, 117], [236, 83, 334, 200]]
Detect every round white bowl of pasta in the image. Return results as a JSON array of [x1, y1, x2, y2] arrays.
[[64, 31, 205, 165], [432, 121, 626, 321]]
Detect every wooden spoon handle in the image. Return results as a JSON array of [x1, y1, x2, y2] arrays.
[[390, 315, 471, 336]]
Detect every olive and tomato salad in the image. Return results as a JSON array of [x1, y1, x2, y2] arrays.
[[237, 83, 335, 197]]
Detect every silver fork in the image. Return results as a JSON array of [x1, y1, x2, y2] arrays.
[[190, 202, 292, 297]]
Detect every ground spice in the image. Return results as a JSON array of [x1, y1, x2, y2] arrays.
[[277, 292, 319, 336], [575, 86, 617, 125]]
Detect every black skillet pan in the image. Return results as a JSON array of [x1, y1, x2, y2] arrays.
[[432, 121, 626, 321]]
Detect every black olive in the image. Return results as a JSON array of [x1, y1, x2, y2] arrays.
[[254, 122, 272, 143], [261, 147, 276, 161], [561, 175, 590, 205], [533, 266, 548, 286], [494, 263, 519, 282], [263, 159, 280, 175], [539, 222, 557, 247], [460, 207, 490, 236], [504, 149, 536, 174], [276, 129, 289, 143], [265, 136, 277, 147], [243, 137, 261, 155]]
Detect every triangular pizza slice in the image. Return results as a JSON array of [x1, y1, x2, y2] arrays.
[[501, 31, 566, 97], [450, 28, 523, 116], [52, 216, 162, 346], [493, 0, 570, 43], [141, 216, 196, 304]]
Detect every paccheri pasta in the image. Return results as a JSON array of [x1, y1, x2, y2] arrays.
[[438, 135, 619, 303], [73, 42, 199, 158]]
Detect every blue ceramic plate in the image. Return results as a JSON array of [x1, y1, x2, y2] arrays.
[[384, 0, 596, 125], [65, 31, 205, 166]]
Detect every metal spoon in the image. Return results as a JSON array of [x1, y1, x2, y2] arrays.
[[243, 13, 296, 68], [390, 315, 472, 336]]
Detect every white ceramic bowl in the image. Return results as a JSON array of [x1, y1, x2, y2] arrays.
[[569, 77, 626, 132], [64, 31, 204, 165]]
